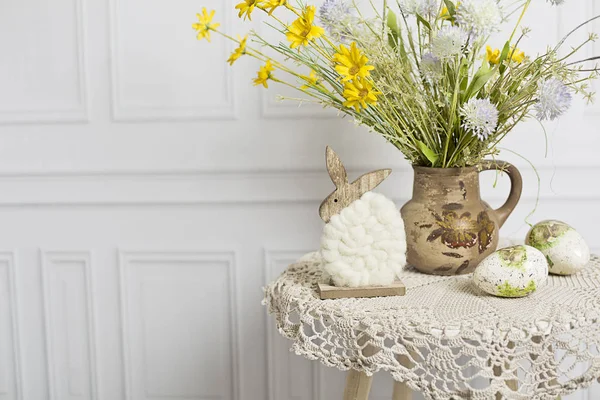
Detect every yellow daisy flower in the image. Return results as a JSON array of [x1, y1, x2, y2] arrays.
[[236, 0, 260, 21], [440, 2, 459, 20], [333, 42, 374, 82], [286, 6, 325, 49], [227, 36, 248, 66], [342, 77, 380, 112], [300, 70, 320, 90], [262, 0, 286, 15], [486, 45, 500, 65], [253, 60, 275, 88], [486, 45, 525, 65], [192, 8, 220, 42], [440, 6, 451, 19], [511, 47, 525, 64]]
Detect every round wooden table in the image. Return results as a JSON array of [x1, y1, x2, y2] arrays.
[[264, 252, 600, 399]]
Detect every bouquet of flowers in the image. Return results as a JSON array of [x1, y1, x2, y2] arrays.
[[193, 0, 599, 167]]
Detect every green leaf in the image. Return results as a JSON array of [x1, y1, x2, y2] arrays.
[[460, 76, 469, 93], [464, 63, 496, 99], [387, 10, 400, 38], [442, 0, 456, 17], [387, 10, 398, 32], [498, 41, 511, 74], [387, 10, 408, 61], [417, 140, 439, 166], [398, 37, 408, 62], [387, 9, 400, 49], [416, 14, 432, 31], [387, 32, 396, 49], [459, 62, 470, 93]]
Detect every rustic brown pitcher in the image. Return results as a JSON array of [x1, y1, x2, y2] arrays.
[[400, 161, 523, 275]]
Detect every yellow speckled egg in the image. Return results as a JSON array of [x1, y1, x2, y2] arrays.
[[525, 220, 590, 275], [473, 245, 548, 298]]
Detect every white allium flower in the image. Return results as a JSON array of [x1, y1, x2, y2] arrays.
[[547, 0, 565, 4], [399, 0, 439, 18], [456, 0, 503, 38], [534, 78, 572, 121], [318, 0, 356, 41], [460, 98, 499, 140], [431, 26, 468, 59], [420, 52, 442, 79]]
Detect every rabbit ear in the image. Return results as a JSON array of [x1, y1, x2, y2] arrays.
[[325, 146, 348, 188], [350, 169, 392, 195]]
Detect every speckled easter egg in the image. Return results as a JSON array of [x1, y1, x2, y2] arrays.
[[473, 245, 548, 298], [525, 220, 590, 275]]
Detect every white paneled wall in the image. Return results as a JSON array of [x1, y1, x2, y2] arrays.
[[0, 253, 21, 400], [0, 0, 600, 399], [41, 251, 97, 400], [109, 0, 235, 121], [119, 251, 237, 400], [0, 0, 88, 123]]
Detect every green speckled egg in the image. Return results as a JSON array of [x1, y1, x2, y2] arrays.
[[525, 220, 590, 275], [473, 245, 548, 298]]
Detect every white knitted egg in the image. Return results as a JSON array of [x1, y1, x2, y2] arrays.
[[320, 192, 407, 287]]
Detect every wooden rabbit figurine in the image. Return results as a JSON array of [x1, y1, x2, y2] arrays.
[[318, 146, 407, 291], [319, 146, 391, 222]]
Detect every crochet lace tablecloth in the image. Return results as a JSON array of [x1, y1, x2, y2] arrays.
[[263, 252, 600, 400]]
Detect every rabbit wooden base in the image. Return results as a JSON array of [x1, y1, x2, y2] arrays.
[[318, 146, 407, 295], [317, 281, 406, 299]]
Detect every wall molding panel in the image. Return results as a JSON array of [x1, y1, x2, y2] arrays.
[[108, 0, 236, 121], [119, 250, 239, 400], [0, 165, 594, 206], [0, 0, 88, 124], [0, 252, 22, 400], [260, 93, 338, 120], [41, 251, 98, 400]]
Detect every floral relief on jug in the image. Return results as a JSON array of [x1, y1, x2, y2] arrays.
[[401, 161, 522, 275]]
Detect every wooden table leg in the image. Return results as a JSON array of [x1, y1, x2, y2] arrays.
[[392, 380, 412, 400], [344, 338, 376, 400], [343, 369, 373, 400], [506, 378, 519, 391], [392, 353, 414, 400]]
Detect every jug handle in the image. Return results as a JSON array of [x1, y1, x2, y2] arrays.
[[478, 160, 523, 228]]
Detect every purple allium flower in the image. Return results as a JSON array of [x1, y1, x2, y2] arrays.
[[535, 78, 572, 121], [399, 0, 439, 18], [460, 98, 499, 140], [318, 0, 355, 40]]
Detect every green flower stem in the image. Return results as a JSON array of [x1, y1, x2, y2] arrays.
[[509, 0, 531, 44], [201, 0, 600, 168]]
